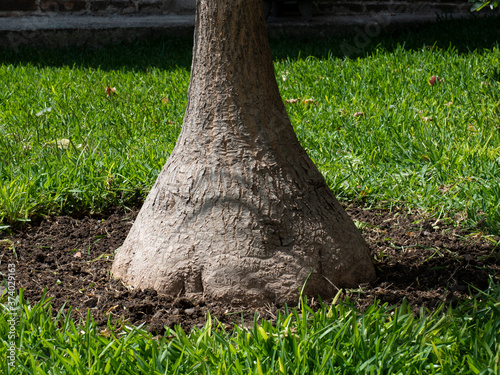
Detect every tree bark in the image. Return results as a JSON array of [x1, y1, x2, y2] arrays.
[[112, 0, 375, 304]]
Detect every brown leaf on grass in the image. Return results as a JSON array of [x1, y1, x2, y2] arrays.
[[422, 117, 433, 122], [444, 102, 453, 106], [286, 98, 316, 105], [162, 97, 170, 105], [100, 327, 112, 337], [353, 112, 365, 117], [438, 184, 452, 194], [56, 139, 71, 149], [469, 124, 477, 132], [429, 76, 445, 85], [106, 86, 117, 97], [74, 251, 82, 258]]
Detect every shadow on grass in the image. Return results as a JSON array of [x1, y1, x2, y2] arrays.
[[270, 15, 500, 60], [0, 36, 194, 72], [0, 15, 498, 71]]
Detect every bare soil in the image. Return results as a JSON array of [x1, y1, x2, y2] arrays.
[[1, 202, 499, 335]]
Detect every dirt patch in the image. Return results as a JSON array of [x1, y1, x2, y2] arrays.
[[1, 203, 499, 334]]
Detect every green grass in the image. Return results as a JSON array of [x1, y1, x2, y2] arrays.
[[1, 284, 500, 374], [1, 17, 499, 233], [0, 63, 187, 221], [280, 46, 500, 232], [1, 17, 500, 374]]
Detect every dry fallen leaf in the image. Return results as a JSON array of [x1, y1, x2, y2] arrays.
[[162, 97, 170, 105], [353, 112, 365, 117], [56, 139, 71, 149], [285, 99, 300, 104], [105, 305, 119, 315], [35, 107, 52, 117], [303, 98, 315, 105], [100, 327, 112, 337], [74, 251, 82, 258], [422, 117, 433, 122], [106, 86, 117, 97], [429, 76, 437, 85], [438, 184, 451, 193], [444, 102, 453, 106]]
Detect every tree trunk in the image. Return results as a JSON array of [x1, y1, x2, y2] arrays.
[[111, 0, 375, 305]]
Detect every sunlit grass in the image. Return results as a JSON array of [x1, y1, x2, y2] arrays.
[[277, 45, 500, 233], [0, 64, 187, 223], [1, 283, 500, 374], [1, 16, 500, 374], [0, 17, 499, 233]]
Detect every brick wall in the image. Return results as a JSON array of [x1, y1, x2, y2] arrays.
[[0, 0, 471, 17], [315, 0, 471, 15], [0, 0, 197, 15]]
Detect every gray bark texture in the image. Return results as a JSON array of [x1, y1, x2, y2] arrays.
[[111, 0, 376, 305]]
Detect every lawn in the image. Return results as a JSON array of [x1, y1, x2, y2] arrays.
[[1, 18, 499, 233], [1, 16, 500, 374], [2, 286, 500, 374]]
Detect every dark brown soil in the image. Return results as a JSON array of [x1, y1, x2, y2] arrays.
[[1, 203, 499, 335]]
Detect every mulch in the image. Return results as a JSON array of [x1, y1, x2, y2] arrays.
[[1, 202, 499, 335]]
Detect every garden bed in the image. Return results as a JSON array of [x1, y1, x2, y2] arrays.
[[1, 201, 498, 334]]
